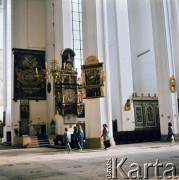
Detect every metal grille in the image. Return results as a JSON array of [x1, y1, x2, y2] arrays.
[[71, 0, 83, 74]]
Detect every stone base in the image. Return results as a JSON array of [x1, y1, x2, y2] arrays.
[[85, 138, 102, 148], [14, 136, 31, 148]]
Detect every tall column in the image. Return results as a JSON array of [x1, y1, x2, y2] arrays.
[[45, 0, 73, 135], [82, 0, 113, 148], [3, 0, 17, 143], [0, 2, 4, 122], [114, 0, 135, 131], [150, 0, 179, 139]]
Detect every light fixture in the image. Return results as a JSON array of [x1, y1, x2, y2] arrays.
[[46, 2, 61, 82], [35, 2, 61, 82]]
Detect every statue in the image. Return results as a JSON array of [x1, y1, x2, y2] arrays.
[[125, 99, 131, 111]]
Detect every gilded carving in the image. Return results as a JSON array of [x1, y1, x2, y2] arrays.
[[85, 56, 99, 65], [13, 48, 46, 100], [135, 106, 143, 126], [55, 48, 85, 118], [81, 56, 105, 98], [146, 105, 155, 126], [169, 75, 176, 93], [124, 99, 131, 111]]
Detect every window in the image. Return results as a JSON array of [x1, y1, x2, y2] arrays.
[[71, 0, 83, 75]]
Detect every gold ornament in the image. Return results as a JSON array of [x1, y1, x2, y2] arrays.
[[169, 75, 176, 93]]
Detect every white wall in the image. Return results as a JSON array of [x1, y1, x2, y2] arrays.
[[128, 0, 157, 96], [3, 0, 47, 142], [0, 7, 3, 49], [13, 0, 46, 49]]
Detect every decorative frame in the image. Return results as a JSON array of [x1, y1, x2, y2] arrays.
[[81, 56, 105, 98], [13, 48, 46, 100], [133, 95, 160, 129]]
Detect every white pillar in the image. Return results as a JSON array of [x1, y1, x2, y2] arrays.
[[82, 0, 113, 148], [46, 0, 73, 135], [150, 0, 179, 138], [115, 0, 135, 131], [3, 0, 15, 143], [0, 2, 4, 121]]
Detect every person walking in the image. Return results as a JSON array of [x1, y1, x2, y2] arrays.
[[72, 126, 78, 149], [63, 128, 72, 153], [168, 122, 175, 145], [101, 124, 110, 150], [77, 124, 84, 150]]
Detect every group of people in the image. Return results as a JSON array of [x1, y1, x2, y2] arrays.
[[63, 121, 174, 153], [63, 124, 84, 153], [63, 123, 110, 152]]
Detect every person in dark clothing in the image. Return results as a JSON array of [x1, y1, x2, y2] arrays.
[[77, 124, 84, 150], [101, 124, 110, 149], [168, 122, 175, 145], [71, 126, 78, 149]]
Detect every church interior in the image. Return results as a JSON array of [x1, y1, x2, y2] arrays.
[[0, 0, 179, 148]]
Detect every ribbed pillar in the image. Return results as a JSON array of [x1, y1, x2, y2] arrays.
[[45, 0, 73, 135], [150, 0, 179, 139], [82, 0, 113, 148], [114, 0, 135, 131]]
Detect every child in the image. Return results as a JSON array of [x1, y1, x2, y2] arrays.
[[63, 128, 72, 152]]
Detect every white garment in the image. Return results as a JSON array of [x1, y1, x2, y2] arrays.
[[171, 135, 174, 140], [63, 131, 71, 143], [66, 131, 71, 142]]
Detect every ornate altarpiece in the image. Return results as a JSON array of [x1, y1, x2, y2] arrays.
[[81, 56, 105, 98], [55, 48, 85, 120], [13, 48, 46, 101]]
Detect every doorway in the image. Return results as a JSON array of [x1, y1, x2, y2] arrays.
[[40, 125, 46, 135]]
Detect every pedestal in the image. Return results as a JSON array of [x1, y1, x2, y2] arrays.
[[14, 136, 31, 148]]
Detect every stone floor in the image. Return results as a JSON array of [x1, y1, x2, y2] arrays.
[[0, 141, 179, 180]]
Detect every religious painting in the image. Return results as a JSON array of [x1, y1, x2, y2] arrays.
[[85, 68, 101, 86], [81, 56, 105, 98], [13, 48, 46, 100], [77, 103, 85, 118], [55, 85, 78, 116]]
